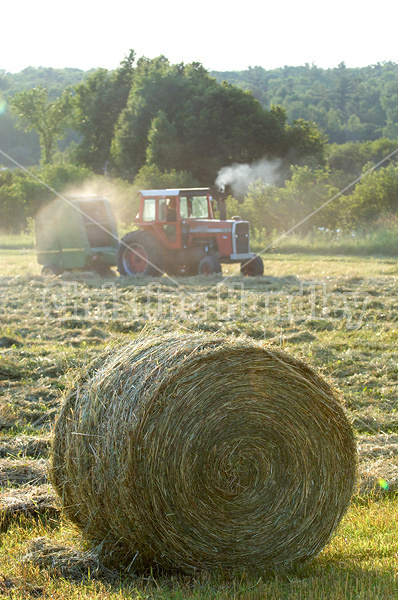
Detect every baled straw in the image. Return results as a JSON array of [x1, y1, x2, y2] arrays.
[[51, 334, 357, 573]]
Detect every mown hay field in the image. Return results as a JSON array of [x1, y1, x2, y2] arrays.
[[0, 247, 398, 599]]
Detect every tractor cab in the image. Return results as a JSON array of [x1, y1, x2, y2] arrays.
[[135, 188, 214, 250]]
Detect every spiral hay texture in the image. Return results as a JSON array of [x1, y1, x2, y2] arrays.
[[51, 335, 357, 573]]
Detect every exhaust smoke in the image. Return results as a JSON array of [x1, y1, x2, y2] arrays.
[[216, 158, 281, 197]]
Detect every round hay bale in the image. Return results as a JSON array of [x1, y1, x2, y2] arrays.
[[51, 334, 357, 573]]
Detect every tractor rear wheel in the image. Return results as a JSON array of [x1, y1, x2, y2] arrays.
[[117, 231, 164, 277], [240, 255, 264, 276], [198, 256, 222, 276]]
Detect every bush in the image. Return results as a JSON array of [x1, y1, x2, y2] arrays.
[[0, 164, 93, 232]]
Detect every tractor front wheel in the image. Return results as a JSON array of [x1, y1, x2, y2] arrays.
[[117, 231, 164, 277], [240, 255, 264, 277], [198, 256, 222, 276]]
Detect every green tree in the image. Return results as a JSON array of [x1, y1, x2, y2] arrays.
[[345, 163, 398, 225], [326, 109, 345, 143], [334, 63, 354, 118], [328, 138, 398, 175], [0, 163, 92, 232], [212, 61, 398, 144], [230, 180, 283, 238], [71, 50, 135, 173], [111, 57, 194, 179], [380, 78, 398, 121], [133, 164, 200, 190], [227, 166, 339, 238], [281, 165, 339, 232], [347, 114, 366, 141], [176, 80, 286, 182], [111, 58, 325, 184], [284, 118, 326, 168], [145, 111, 181, 170], [10, 86, 72, 164]]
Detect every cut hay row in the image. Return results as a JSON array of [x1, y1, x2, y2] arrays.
[[0, 458, 47, 489], [22, 537, 116, 581], [357, 434, 398, 461], [0, 436, 51, 459], [51, 334, 357, 573], [0, 484, 59, 532], [357, 458, 398, 497]]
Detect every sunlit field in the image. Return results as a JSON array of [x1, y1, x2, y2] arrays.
[[0, 245, 397, 599]]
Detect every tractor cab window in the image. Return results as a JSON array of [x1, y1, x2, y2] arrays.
[[180, 197, 191, 219], [142, 198, 156, 221], [159, 198, 167, 221], [181, 195, 209, 219], [165, 198, 177, 222]]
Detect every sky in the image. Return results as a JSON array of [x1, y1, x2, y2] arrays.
[[2, 0, 398, 74]]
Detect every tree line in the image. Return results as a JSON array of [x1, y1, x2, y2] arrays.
[[213, 61, 398, 143], [6, 53, 325, 177], [227, 160, 398, 240], [0, 54, 397, 236], [2, 60, 398, 153]]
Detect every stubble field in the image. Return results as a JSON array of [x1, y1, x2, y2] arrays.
[[0, 248, 397, 599]]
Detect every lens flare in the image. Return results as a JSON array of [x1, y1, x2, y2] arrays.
[[378, 478, 389, 491], [0, 99, 7, 116]]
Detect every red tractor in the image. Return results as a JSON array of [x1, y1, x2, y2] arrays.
[[117, 188, 264, 277]]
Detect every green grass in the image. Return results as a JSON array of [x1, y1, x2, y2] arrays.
[[1, 246, 398, 598], [2, 247, 398, 279], [0, 498, 397, 599], [0, 232, 35, 250], [252, 226, 398, 257]]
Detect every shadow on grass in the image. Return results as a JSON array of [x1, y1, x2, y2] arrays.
[[16, 545, 398, 600]]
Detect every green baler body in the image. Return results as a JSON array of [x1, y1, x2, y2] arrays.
[[35, 198, 118, 270]]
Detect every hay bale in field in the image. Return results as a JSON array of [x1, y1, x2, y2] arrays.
[[51, 334, 357, 573]]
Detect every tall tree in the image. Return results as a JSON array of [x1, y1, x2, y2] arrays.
[[346, 163, 398, 225], [110, 56, 188, 178], [71, 50, 135, 173], [10, 85, 72, 164], [110, 59, 295, 183], [145, 110, 181, 169], [284, 118, 326, 167]]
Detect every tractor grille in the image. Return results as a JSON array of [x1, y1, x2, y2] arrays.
[[234, 221, 250, 254]]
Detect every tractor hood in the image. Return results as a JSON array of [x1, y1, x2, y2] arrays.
[[185, 219, 253, 261], [185, 219, 235, 233]]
